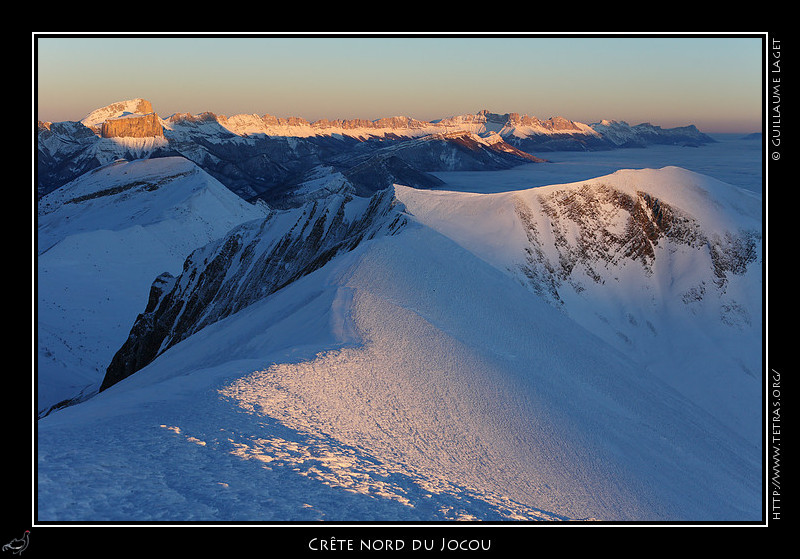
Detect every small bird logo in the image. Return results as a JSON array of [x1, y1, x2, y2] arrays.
[[2, 531, 29, 555]]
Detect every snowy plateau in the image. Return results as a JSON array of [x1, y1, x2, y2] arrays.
[[34, 100, 764, 526]]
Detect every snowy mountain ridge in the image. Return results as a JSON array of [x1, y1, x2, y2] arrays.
[[42, 98, 713, 147], [393, 167, 762, 443], [37, 157, 268, 417], [38, 163, 761, 522], [100, 185, 407, 391], [37, 99, 714, 203], [98, 165, 762, 446]]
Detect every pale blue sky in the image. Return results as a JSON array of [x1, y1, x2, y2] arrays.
[[35, 34, 764, 133]]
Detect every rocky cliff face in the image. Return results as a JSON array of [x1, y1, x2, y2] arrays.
[[101, 112, 164, 138], [100, 187, 407, 391], [512, 181, 757, 306], [504, 112, 586, 132]]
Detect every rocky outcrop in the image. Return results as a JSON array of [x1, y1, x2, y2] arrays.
[[167, 112, 222, 125], [513, 181, 756, 306], [100, 187, 407, 391], [311, 115, 430, 131], [101, 112, 164, 138]]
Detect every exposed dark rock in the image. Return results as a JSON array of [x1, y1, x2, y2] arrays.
[[100, 187, 406, 391], [513, 181, 751, 305]]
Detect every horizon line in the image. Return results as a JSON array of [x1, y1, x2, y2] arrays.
[[35, 99, 761, 136]]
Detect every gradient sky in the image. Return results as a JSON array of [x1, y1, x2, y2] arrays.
[[34, 33, 764, 133]]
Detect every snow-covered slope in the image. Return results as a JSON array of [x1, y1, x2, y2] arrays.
[[394, 167, 762, 443], [36, 157, 267, 417], [99, 186, 405, 391], [37, 167, 761, 522], [37, 201, 760, 522]]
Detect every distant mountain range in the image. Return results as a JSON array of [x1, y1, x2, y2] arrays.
[[37, 98, 714, 207]]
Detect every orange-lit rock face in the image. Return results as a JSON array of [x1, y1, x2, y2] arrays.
[[101, 112, 164, 138]]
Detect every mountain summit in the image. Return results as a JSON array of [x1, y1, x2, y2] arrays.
[[80, 98, 156, 128]]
